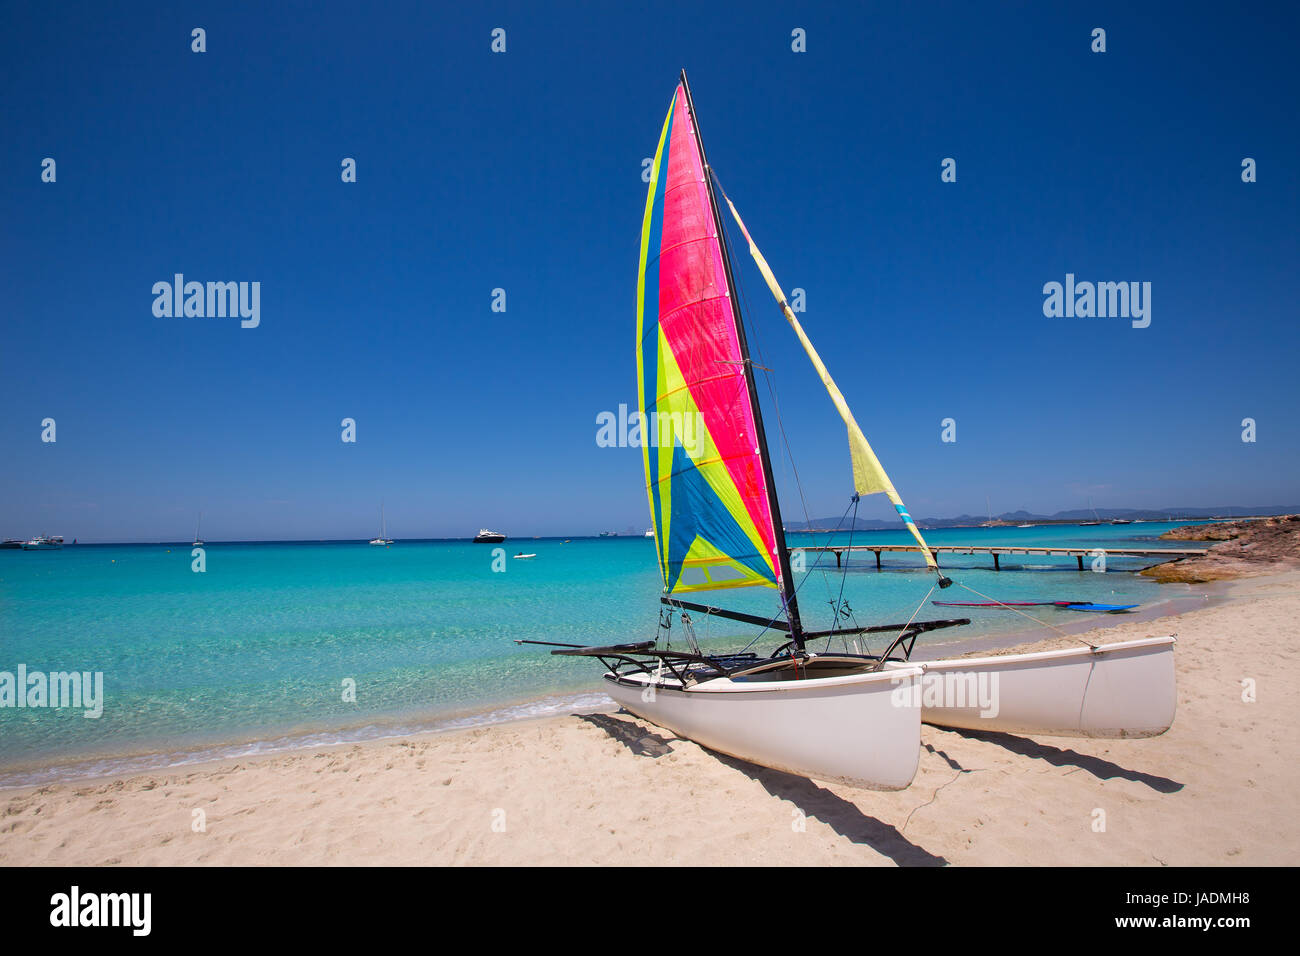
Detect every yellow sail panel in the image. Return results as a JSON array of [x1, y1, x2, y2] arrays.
[[722, 195, 939, 570]]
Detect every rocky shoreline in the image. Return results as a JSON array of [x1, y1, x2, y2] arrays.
[[1142, 514, 1300, 583]]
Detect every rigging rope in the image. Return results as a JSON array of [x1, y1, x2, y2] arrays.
[[870, 583, 938, 671], [715, 181, 860, 644], [952, 581, 1091, 644]]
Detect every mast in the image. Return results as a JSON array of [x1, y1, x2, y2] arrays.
[[678, 70, 805, 646]]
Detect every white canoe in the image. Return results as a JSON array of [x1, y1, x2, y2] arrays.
[[885, 636, 1176, 738], [603, 666, 924, 790]]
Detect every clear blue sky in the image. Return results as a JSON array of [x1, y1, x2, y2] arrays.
[[2, 1, 1297, 541]]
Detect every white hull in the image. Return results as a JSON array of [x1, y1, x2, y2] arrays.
[[603, 667, 923, 790], [886, 636, 1176, 738], [22, 538, 63, 550]]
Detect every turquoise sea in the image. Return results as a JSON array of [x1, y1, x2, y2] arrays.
[[0, 522, 1203, 787]]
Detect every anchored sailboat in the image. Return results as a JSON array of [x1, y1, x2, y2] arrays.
[[530, 73, 1173, 789], [369, 502, 393, 546], [1080, 497, 1102, 526]]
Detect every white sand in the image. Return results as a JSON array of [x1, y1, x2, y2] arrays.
[[3, 572, 1297, 866]]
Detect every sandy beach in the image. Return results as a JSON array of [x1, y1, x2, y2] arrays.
[[2, 571, 1296, 866]]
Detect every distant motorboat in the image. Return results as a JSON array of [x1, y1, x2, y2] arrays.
[[1, 539, 24, 549], [22, 535, 63, 550], [644, 529, 655, 538], [513, 552, 536, 560], [1016, 523, 1035, 528], [473, 529, 506, 543], [599, 531, 618, 537], [1109, 518, 1132, 525]]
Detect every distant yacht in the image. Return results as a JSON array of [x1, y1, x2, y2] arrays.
[[599, 531, 618, 537], [192, 511, 204, 547], [1, 539, 24, 549], [1017, 523, 1035, 528], [22, 535, 63, 550], [473, 529, 506, 543], [1109, 518, 1132, 525], [370, 503, 394, 546], [644, 529, 655, 538]]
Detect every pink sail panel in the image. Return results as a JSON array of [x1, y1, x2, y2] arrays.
[[654, 84, 779, 585]]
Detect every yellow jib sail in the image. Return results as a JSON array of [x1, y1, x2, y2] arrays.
[[722, 195, 939, 571]]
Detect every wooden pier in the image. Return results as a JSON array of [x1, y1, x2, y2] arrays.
[[795, 544, 1209, 571]]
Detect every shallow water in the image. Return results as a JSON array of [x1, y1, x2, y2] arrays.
[[0, 523, 1202, 786]]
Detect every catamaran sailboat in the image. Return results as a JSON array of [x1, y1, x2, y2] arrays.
[[527, 73, 1174, 790], [369, 503, 393, 546]]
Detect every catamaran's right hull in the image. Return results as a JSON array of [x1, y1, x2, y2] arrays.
[[886, 636, 1176, 738], [603, 667, 923, 790]]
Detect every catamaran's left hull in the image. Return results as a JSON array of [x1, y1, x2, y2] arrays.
[[603, 667, 923, 790]]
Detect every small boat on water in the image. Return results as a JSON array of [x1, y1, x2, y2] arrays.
[[192, 511, 204, 547], [1, 539, 24, 549], [22, 535, 63, 550], [598, 531, 618, 537], [1079, 498, 1102, 525], [473, 529, 506, 543], [513, 552, 536, 560], [369, 503, 393, 546]]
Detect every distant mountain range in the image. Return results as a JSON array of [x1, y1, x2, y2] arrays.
[[786, 506, 1299, 532]]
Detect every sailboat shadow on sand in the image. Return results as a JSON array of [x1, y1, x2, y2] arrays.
[[945, 728, 1184, 793], [580, 711, 948, 866]]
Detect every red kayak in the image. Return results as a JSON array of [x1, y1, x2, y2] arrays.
[[933, 601, 1138, 612]]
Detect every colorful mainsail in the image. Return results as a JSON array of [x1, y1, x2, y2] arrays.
[[637, 84, 781, 595]]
